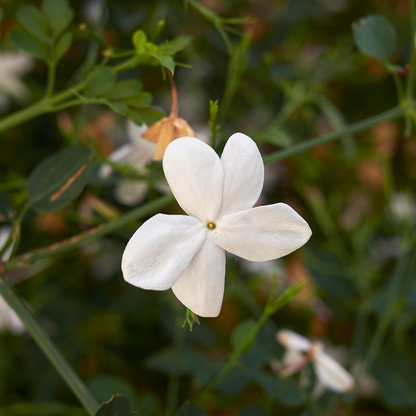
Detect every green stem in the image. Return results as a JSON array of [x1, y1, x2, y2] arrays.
[[0, 278, 100, 415], [263, 106, 406, 165], [45, 61, 56, 99], [407, 0, 416, 102], [0, 56, 139, 135], [5, 194, 174, 272], [392, 73, 405, 103]]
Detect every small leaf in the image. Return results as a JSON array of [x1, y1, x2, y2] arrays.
[[149, 51, 175, 74], [175, 402, 208, 416], [89, 376, 135, 405], [123, 92, 153, 108], [42, 0, 74, 38], [352, 14, 397, 61], [0, 192, 15, 223], [266, 281, 307, 315], [132, 30, 148, 54], [10, 28, 49, 61], [103, 80, 143, 100], [17, 5, 50, 43], [159, 36, 192, 54], [28, 147, 93, 213], [55, 32, 73, 60], [94, 394, 137, 416], [85, 67, 117, 97], [231, 319, 257, 353], [127, 107, 165, 126], [104, 101, 129, 116]]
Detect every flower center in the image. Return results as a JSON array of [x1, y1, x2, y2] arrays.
[[207, 222, 216, 230]]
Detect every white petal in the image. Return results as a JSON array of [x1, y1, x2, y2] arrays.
[[126, 120, 149, 145], [0, 226, 13, 262], [122, 214, 206, 290], [218, 133, 264, 218], [0, 296, 25, 335], [163, 137, 224, 222], [215, 203, 312, 261], [313, 350, 355, 393], [172, 232, 225, 317], [276, 329, 312, 352], [281, 349, 305, 367], [115, 180, 148, 206]]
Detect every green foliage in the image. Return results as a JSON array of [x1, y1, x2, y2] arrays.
[[352, 14, 397, 61], [237, 406, 267, 416], [230, 319, 257, 352], [85, 67, 117, 97], [28, 147, 93, 213], [17, 5, 50, 43], [10, 28, 49, 61], [94, 395, 137, 416], [175, 403, 207, 416], [42, 0, 74, 38], [0, 192, 15, 222], [55, 32, 73, 60], [103, 80, 143, 100]]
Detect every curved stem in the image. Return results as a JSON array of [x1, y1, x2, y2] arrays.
[[0, 278, 100, 415], [263, 106, 406, 165]]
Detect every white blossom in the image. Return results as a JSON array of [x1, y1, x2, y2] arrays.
[[277, 329, 355, 393], [0, 51, 34, 112], [122, 133, 311, 317], [0, 226, 25, 335]]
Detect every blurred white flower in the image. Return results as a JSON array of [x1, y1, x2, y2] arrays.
[[99, 121, 157, 206], [0, 226, 25, 335], [388, 192, 416, 224], [0, 51, 34, 112], [276, 329, 354, 394], [122, 133, 311, 317]]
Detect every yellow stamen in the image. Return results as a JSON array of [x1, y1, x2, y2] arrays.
[[207, 222, 216, 230]]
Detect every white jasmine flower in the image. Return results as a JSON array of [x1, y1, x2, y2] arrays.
[[0, 226, 25, 335], [0, 51, 34, 112], [277, 329, 355, 393], [122, 133, 311, 317], [99, 121, 157, 206]]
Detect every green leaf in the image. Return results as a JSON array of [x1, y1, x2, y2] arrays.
[[231, 319, 257, 353], [10, 28, 49, 61], [42, 0, 74, 38], [28, 147, 93, 213], [159, 36, 192, 55], [103, 80, 143, 100], [132, 30, 148, 54], [127, 108, 165, 126], [123, 92, 153, 108], [104, 101, 129, 116], [88, 376, 135, 404], [175, 402, 208, 416], [0, 192, 15, 222], [85, 67, 117, 97], [55, 32, 72, 60], [17, 5, 50, 43], [352, 15, 397, 61], [149, 52, 175, 74], [94, 394, 137, 416]]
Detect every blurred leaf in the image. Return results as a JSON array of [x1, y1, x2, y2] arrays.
[[10, 28, 49, 61], [237, 406, 267, 416], [55, 32, 73, 60], [0, 192, 15, 222], [85, 67, 117, 97], [352, 15, 397, 61], [104, 101, 129, 116], [266, 281, 307, 315], [94, 394, 137, 416], [89, 376, 135, 404], [159, 36, 192, 54], [231, 319, 257, 353], [103, 80, 143, 100], [17, 5, 50, 43], [127, 107, 165, 126], [175, 402, 207, 416], [132, 30, 148, 54], [42, 0, 74, 38], [0, 402, 86, 415], [148, 51, 175, 74], [123, 92, 153, 108], [256, 126, 293, 148], [28, 147, 93, 213]]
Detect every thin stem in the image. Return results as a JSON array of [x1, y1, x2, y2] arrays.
[[0, 278, 100, 415], [263, 106, 406, 165], [392, 73, 405, 103], [167, 70, 178, 118], [45, 61, 56, 99], [406, 0, 416, 102], [5, 194, 174, 272]]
